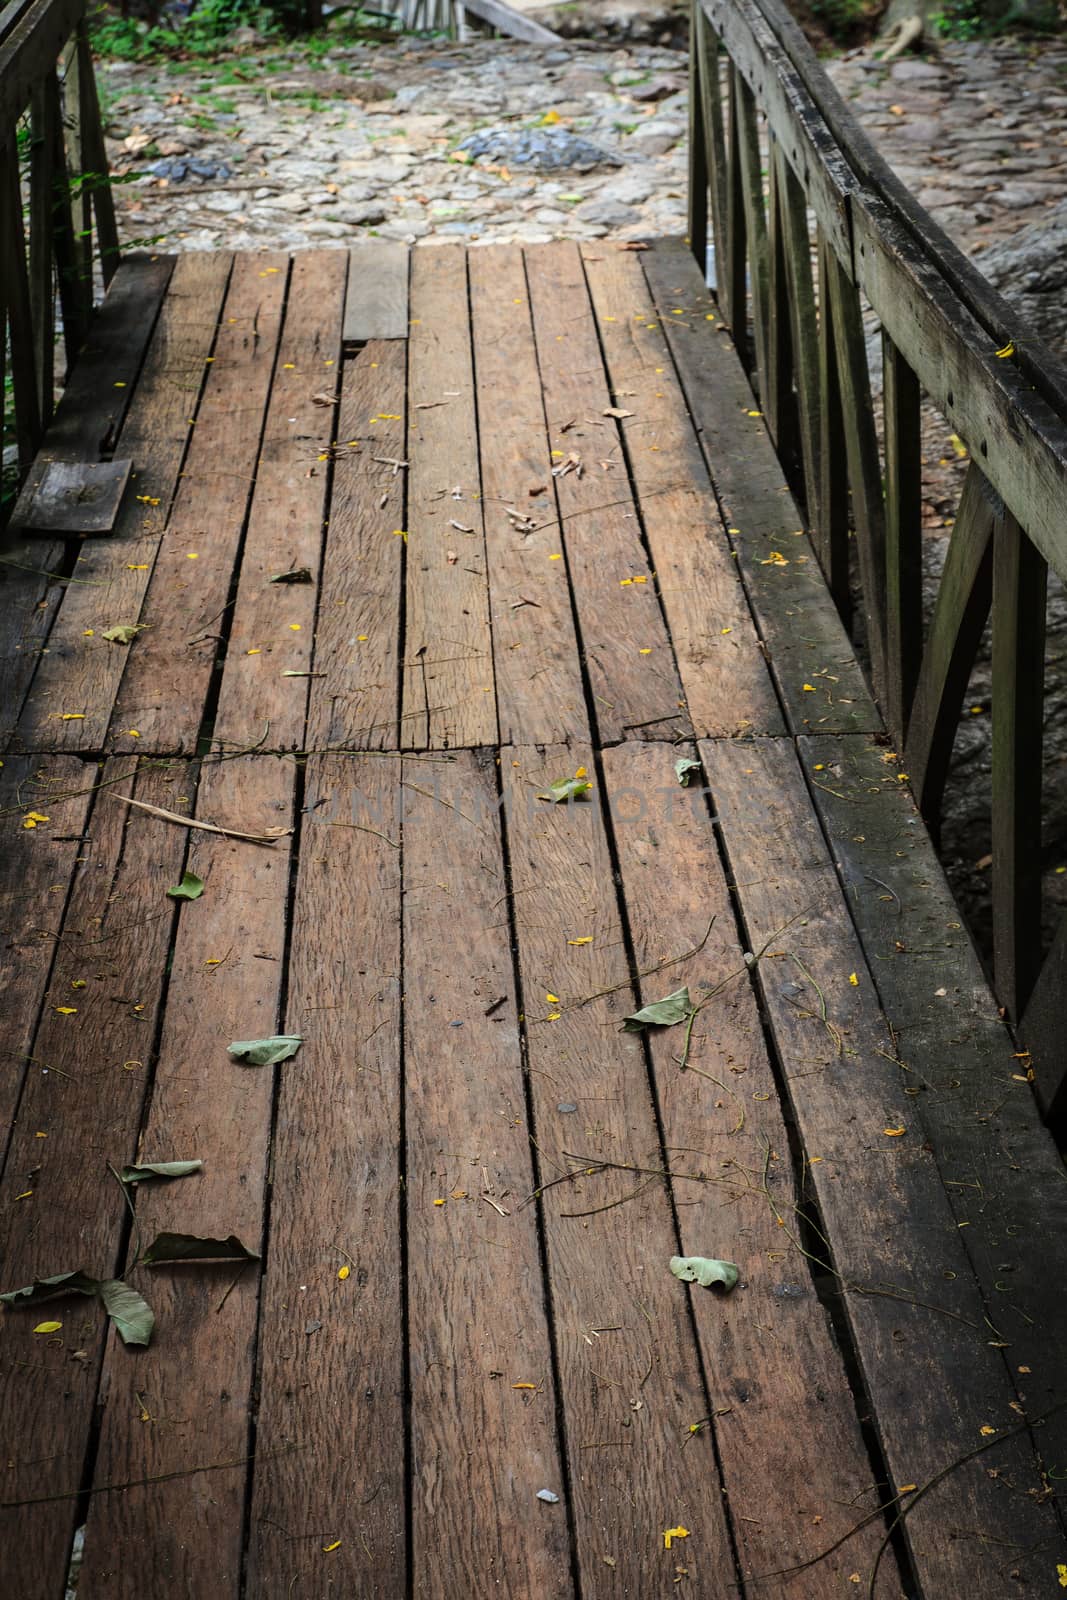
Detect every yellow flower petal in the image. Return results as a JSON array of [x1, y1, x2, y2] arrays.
[[338, 1265, 350, 1281], [33, 1321, 62, 1335]]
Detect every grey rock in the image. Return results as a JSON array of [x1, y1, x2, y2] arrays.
[[457, 127, 622, 171], [150, 156, 232, 182], [973, 199, 1067, 361], [335, 202, 388, 226], [576, 198, 639, 226]]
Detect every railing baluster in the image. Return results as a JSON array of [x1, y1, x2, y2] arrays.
[[29, 77, 55, 425], [815, 227, 850, 616], [823, 237, 887, 698], [991, 513, 1046, 1019], [697, 11, 728, 290], [904, 463, 997, 826], [776, 142, 820, 528], [62, 34, 93, 327], [47, 62, 88, 365], [724, 62, 749, 364], [732, 62, 769, 390], [687, 0, 708, 274], [763, 136, 794, 459], [1, 126, 42, 465], [1021, 917, 1067, 1126], [882, 333, 923, 743], [75, 18, 117, 284]]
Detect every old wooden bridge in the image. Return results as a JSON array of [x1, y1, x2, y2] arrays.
[[1, 0, 1065, 1596]]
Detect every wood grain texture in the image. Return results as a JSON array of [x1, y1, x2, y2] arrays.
[[245, 753, 404, 1596], [502, 743, 732, 1598], [0, 758, 194, 1599], [77, 754, 296, 1600], [801, 730, 1067, 1494], [701, 735, 1066, 1597], [524, 241, 688, 744], [0, 752, 92, 1137], [306, 339, 405, 752], [468, 245, 588, 747], [638, 237, 877, 735], [210, 251, 348, 754], [402, 246, 497, 749], [0, 254, 173, 746], [401, 749, 572, 1600], [108, 252, 288, 754], [582, 244, 785, 739], [12, 252, 232, 753], [602, 739, 901, 1597], [345, 240, 409, 343]]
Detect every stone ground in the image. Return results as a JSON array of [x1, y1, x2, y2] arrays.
[[100, 28, 1067, 260], [97, 22, 1067, 956]]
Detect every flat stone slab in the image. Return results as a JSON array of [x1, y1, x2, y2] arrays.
[[456, 126, 623, 170]]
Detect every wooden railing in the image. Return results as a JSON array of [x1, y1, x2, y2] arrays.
[[688, 0, 1067, 1126], [1, 0, 116, 480]]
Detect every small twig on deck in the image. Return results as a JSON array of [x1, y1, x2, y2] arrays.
[[560, 1176, 658, 1219], [112, 794, 291, 846], [0, 1444, 301, 1510]]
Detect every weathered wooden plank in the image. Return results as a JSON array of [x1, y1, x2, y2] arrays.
[[904, 462, 996, 825], [209, 251, 347, 755], [305, 340, 405, 752], [456, 0, 560, 41], [0, 753, 92, 1140], [602, 740, 902, 1596], [583, 244, 785, 739], [0, 255, 173, 747], [502, 744, 734, 1596], [882, 334, 923, 743], [108, 252, 288, 754], [0, 758, 193, 1598], [403, 246, 497, 749], [401, 749, 572, 1599], [524, 240, 688, 744], [638, 238, 876, 735], [723, 65, 749, 365], [468, 245, 587, 746], [344, 240, 408, 344], [802, 730, 1067, 1503], [77, 753, 296, 1600], [990, 514, 1046, 1021], [12, 252, 232, 753], [245, 753, 404, 1596], [701, 734, 1066, 1596]]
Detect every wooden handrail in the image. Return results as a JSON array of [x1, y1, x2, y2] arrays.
[[687, 0, 1067, 1122], [1, 0, 116, 479]]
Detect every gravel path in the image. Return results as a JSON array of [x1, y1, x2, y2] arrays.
[[101, 29, 1067, 263]]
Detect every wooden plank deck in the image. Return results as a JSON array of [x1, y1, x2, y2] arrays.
[[1, 240, 1064, 1600]]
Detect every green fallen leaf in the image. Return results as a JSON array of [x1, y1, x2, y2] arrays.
[[538, 776, 593, 804], [102, 624, 148, 645], [269, 567, 313, 584], [227, 1034, 303, 1067], [0, 1269, 156, 1346], [0, 1269, 101, 1307], [675, 757, 702, 788], [621, 986, 693, 1032], [141, 1231, 260, 1265], [670, 1255, 739, 1292], [166, 871, 204, 902], [98, 1279, 155, 1346], [119, 1160, 203, 1185]]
